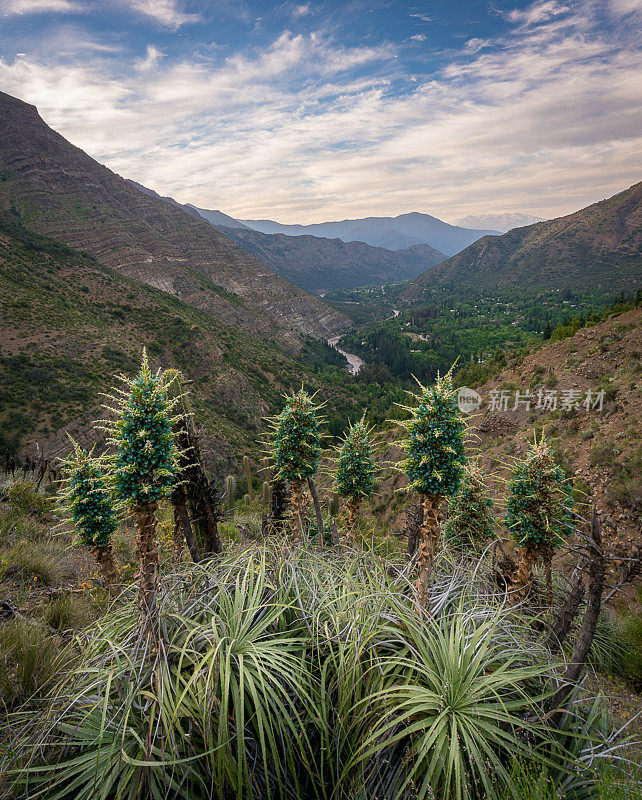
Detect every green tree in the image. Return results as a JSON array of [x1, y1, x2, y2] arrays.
[[106, 351, 179, 625], [335, 414, 376, 542], [396, 368, 466, 605], [505, 434, 574, 605], [61, 441, 120, 594], [444, 459, 495, 551], [268, 388, 323, 541]]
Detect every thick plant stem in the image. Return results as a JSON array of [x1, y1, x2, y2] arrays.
[[290, 480, 304, 542], [91, 544, 120, 596], [406, 495, 424, 558], [134, 500, 160, 631], [345, 497, 360, 544], [307, 478, 325, 546], [415, 495, 442, 608], [543, 550, 554, 607], [269, 478, 288, 534], [510, 546, 536, 604]]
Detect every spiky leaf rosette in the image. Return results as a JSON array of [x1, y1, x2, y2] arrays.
[[60, 442, 118, 550], [396, 369, 466, 497], [335, 415, 376, 501], [444, 460, 495, 549], [105, 351, 180, 507], [268, 389, 323, 483], [505, 435, 574, 551]]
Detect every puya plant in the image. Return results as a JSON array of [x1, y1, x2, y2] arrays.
[[334, 414, 376, 543], [267, 388, 323, 541], [103, 350, 180, 627], [60, 440, 120, 595], [505, 433, 574, 605], [396, 367, 466, 606], [444, 458, 495, 552]]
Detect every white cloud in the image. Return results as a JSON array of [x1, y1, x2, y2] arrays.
[[122, 0, 200, 29], [137, 44, 163, 70], [292, 3, 310, 18], [0, 0, 82, 15], [409, 34, 427, 42], [610, 0, 642, 16], [463, 38, 489, 54], [0, 0, 640, 221], [507, 1, 570, 27]]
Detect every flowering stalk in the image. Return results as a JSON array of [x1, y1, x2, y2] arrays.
[[396, 368, 466, 606], [267, 388, 323, 542], [104, 350, 180, 627], [444, 459, 495, 552], [505, 433, 574, 605], [60, 441, 119, 595], [335, 414, 376, 544]]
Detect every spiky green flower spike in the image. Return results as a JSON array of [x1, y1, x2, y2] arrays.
[[335, 414, 376, 542], [103, 349, 181, 625], [396, 367, 466, 606], [444, 459, 495, 551], [506, 432, 574, 605], [268, 387, 324, 541], [107, 351, 180, 507], [60, 440, 120, 594]]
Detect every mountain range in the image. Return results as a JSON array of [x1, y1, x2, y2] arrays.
[[0, 91, 346, 352], [403, 181, 642, 300], [207, 226, 446, 292], [236, 212, 500, 254], [451, 212, 544, 232]]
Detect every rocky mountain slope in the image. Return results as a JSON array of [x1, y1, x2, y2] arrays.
[[0, 220, 352, 477], [212, 225, 445, 292], [404, 182, 642, 300], [241, 212, 499, 254], [470, 308, 641, 565], [0, 91, 348, 351]]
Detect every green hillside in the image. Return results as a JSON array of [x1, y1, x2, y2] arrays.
[[0, 220, 359, 476], [403, 181, 642, 300]]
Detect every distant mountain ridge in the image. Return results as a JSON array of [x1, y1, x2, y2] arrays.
[[240, 212, 500, 255], [403, 182, 642, 300], [452, 212, 545, 232], [213, 225, 446, 291], [0, 91, 348, 351], [188, 205, 250, 229]]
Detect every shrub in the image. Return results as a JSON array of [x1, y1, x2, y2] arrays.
[[0, 540, 73, 586], [590, 441, 619, 467], [6, 547, 597, 800], [620, 612, 642, 688], [43, 594, 96, 633], [0, 619, 64, 708], [4, 478, 52, 518]]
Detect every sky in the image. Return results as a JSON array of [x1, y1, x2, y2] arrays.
[[0, 0, 641, 223]]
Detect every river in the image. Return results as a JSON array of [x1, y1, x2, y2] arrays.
[[327, 335, 365, 375]]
